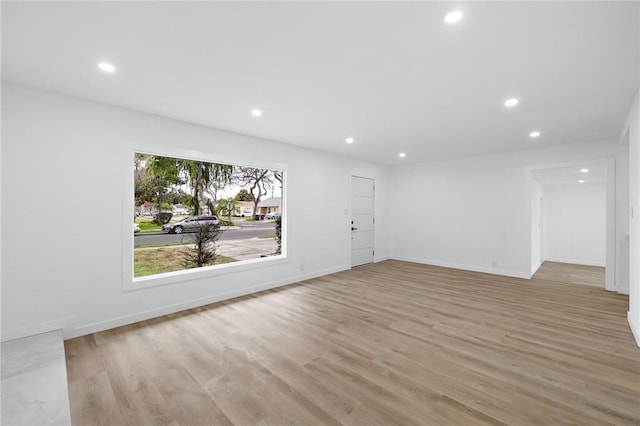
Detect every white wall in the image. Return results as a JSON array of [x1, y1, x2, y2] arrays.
[[1, 83, 391, 340], [616, 144, 630, 294], [530, 180, 544, 274], [390, 140, 627, 279], [626, 91, 640, 346], [543, 183, 606, 266]]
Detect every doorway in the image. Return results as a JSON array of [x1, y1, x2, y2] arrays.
[[351, 176, 374, 267], [530, 161, 612, 289]]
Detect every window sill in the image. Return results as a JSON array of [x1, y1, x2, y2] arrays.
[[123, 254, 288, 292]]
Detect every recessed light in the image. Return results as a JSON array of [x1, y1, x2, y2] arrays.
[[504, 98, 519, 108], [346, 137, 354, 144], [529, 131, 541, 138], [399, 152, 406, 158], [444, 10, 464, 24], [578, 180, 585, 183], [580, 168, 589, 173], [98, 62, 116, 73], [251, 109, 262, 117]]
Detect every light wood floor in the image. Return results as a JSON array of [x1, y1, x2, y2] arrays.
[[533, 261, 605, 288], [65, 260, 640, 425]]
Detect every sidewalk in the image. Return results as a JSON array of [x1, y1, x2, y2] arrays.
[[134, 236, 278, 261], [216, 237, 278, 261], [138, 225, 240, 236]]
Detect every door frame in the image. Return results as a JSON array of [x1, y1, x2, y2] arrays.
[[526, 158, 616, 292], [350, 174, 375, 267]]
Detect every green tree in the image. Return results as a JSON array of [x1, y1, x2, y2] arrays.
[[215, 197, 238, 219], [234, 189, 254, 202], [134, 153, 183, 225], [144, 156, 234, 217], [176, 160, 233, 215], [164, 189, 190, 205]]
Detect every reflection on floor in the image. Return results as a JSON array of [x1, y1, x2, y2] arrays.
[[1, 330, 71, 426], [533, 261, 605, 288]]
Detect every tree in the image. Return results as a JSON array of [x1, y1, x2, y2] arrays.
[[205, 164, 235, 209], [215, 197, 238, 219], [164, 189, 190, 205], [139, 155, 183, 224], [235, 167, 273, 218], [143, 156, 234, 217], [273, 170, 283, 187], [181, 223, 222, 268], [234, 189, 254, 202], [177, 160, 234, 215]]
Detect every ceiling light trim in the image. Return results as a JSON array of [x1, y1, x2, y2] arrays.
[[444, 10, 464, 24], [98, 62, 116, 73]]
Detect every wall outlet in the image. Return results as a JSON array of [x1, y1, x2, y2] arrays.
[[492, 260, 497, 267], [300, 263, 305, 271]]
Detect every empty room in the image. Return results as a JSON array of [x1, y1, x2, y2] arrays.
[[1, 1, 639, 425]]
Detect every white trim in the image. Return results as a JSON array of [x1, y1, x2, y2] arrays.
[[605, 157, 616, 291], [627, 311, 640, 347], [68, 265, 350, 339], [531, 260, 542, 277], [129, 256, 289, 291], [543, 257, 606, 268], [123, 139, 289, 291], [391, 256, 531, 279], [374, 255, 391, 263], [127, 139, 289, 172], [1, 317, 75, 342]]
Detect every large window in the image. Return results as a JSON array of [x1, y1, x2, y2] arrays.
[[132, 152, 284, 280]]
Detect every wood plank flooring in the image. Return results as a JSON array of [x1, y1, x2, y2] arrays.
[[65, 260, 640, 425], [533, 261, 605, 288]]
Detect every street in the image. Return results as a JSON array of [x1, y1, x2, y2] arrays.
[[135, 220, 276, 244]]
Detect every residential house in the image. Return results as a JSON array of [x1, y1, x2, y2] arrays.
[[257, 197, 281, 216], [234, 200, 254, 217], [172, 204, 190, 215]]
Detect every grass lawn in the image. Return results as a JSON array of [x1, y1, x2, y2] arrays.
[[134, 247, 237, 277], [135, 218, 162, 233], [134, 241, 187, 249], [135, 215, 189, 233]]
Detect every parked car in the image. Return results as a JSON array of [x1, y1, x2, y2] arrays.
[[162, 215, 220, 234], [234, 208, 253, 217], [265, 212, 281, 220], [134, 223, 141, 233]]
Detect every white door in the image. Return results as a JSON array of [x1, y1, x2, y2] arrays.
[[351, 176, 375, 267]]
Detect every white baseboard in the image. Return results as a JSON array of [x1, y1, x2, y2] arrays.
[[628, 311, 640, 347], [66, 265, 350, 339], [374, 255, 390, 263], [1, 316, 75, 343], [391, 256, 530, 279], [543, 257, 606, 267]]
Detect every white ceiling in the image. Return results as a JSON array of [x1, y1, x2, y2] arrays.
[[532, 163, 607, 186], [2, 1, 638, 166]]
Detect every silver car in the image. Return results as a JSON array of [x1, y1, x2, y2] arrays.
[[265, 212, 281, 220], [162, 215, 220, 234]]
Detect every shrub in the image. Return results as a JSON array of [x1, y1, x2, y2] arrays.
[[155, 211, 173, 225], [274, 215, 282, 255], [219, 219, 234, 227], [181, 223, 223, 268]]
